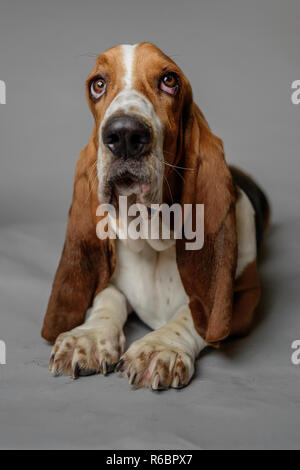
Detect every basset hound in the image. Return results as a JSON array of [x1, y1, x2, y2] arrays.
[[42, 43, 270, 390]]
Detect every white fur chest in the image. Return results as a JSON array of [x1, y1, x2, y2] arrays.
[[111, 239, 189, 330], [110, 188, 256, 331]]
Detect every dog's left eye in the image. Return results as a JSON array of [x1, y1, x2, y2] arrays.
[[90, 77, 107, 100], [160, 73, 179, 96]]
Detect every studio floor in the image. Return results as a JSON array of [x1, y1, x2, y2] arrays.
[[0, 219, 299, 450]]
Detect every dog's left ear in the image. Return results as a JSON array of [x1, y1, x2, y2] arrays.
[[176, 104, 238, 344]]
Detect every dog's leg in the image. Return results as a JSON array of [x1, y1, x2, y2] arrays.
[[118, 305, 207, 390], [49, 285, 129, 378]]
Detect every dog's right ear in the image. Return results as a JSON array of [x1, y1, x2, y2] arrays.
[[41, 133, 115, 344]]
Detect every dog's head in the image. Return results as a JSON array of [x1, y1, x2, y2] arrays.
[[86, 43, 193, 206]]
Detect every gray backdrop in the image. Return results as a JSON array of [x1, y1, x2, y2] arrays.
[[0, 0, 299, 450]]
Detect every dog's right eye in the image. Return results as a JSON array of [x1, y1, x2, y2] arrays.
[[90, 77, 107, 100]]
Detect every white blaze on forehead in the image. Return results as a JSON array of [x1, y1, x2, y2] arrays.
[[99, 42, 163, 158], [122, 44, 137, 89], [100, 44, 163, 136]]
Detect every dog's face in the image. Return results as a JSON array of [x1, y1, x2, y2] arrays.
[[86, 43, 193, 206]]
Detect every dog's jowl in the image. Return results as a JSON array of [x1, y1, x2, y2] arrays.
[[42, 43, 270, 391]]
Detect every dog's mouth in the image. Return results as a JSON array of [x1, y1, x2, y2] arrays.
[[114, 174, 152, 203], [113, 172, 139, 192], [101, 158, 153, 205]]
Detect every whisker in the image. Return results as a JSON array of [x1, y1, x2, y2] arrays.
[[164, 175, 174, 203], [86, 163, 99, 202], [163, 152, 195, 171], [88, 161, 98, 184], [169, 166, 185, 184], [86, 174, 99, 203], [158, 158, 185, 184], [168, 54, 183, 59], [164, 160, 195, 171]]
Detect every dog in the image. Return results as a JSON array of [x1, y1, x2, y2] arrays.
[[42, 43, 270, 390]]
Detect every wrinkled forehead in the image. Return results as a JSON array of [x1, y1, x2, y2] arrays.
[[91, 42, 180, 90]]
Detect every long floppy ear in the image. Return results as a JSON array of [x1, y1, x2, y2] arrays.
[[176, 104, 238, 344], [41, 133, 115, 344]]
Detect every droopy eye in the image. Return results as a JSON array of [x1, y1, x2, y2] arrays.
[[160, 72, 179, 96], [90, 77, 107, 100]]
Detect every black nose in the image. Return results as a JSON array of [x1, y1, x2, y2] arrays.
[[102, 115, 151, 159]]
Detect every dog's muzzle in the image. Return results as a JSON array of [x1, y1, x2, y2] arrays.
[[98, 100, 163, 206], [102, 115, 152, 160]]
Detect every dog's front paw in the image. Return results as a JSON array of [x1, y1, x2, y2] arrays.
[[49, 326, 125, 379], [117, 335, 195, 391]]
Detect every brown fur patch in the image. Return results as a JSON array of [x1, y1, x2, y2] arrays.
[[231, 261, 261, 337]]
